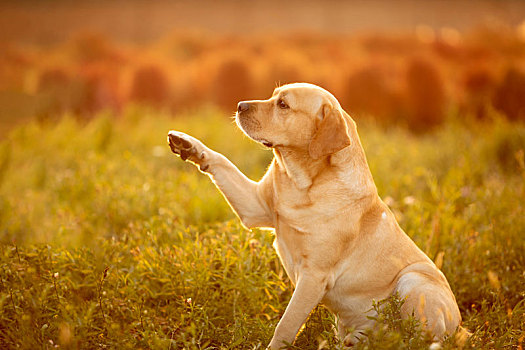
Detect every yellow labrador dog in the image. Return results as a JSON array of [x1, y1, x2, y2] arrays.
[[167, 83, 461, 348]]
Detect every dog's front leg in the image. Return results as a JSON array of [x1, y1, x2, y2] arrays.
[[269, 272, 327, 349], [168, 131, 273, 228]]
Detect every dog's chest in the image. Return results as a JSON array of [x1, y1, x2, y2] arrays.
[[271, 185, 333, 284], [272, 178, 342, 233], [274, 193, 319, 239], [272, 222, 307, 285], [269, 165, 355, 283]]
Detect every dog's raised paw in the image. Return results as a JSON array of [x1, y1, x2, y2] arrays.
[[167, 131, 196, 159], [167, 131, 210, 171]]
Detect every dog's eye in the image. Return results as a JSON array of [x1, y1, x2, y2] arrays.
[[278, 99, 289, 109]]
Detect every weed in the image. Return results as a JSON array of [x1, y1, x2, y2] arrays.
[[0, 110, 523, 348]]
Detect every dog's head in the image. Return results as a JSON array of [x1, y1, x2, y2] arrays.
[[235, 83, 351, 159]]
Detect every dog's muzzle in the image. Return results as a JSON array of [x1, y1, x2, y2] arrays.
[[237, 102, 250, 113], [236, 101, 272, 147]]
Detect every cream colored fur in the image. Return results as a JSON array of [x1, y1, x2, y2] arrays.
[[167, 83, 461, 348]]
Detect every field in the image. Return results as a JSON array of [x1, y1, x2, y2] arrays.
[[1, 0, 525, 348], [0, 107, 524, 349]]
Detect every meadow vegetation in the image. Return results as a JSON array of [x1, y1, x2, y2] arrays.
[[0, 108, 524, 349]]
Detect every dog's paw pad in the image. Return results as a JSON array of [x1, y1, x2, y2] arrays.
[[167, 131, 210, 171], [180, 138, 193, 149], [168, 132, 196, 157], [180, 149, 192, 161]]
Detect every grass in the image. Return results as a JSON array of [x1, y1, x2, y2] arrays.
[[0, 107, 524, 349]]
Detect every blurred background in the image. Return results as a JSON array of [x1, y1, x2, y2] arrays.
[[1, 0, 525, 134]]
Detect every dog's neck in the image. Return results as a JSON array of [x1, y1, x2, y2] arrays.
[[273, 141, 377, 198], [273, 147, 328, 190]]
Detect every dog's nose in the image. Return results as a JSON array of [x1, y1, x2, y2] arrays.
[[237, 102, 250, 113]]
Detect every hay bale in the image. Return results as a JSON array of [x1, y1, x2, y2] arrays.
[[340, 64, 401, 123], [129, 64, 171, 107], [493, 67, 525, 121], [405, 57, 446, 131], [210, 57, 254, 111]]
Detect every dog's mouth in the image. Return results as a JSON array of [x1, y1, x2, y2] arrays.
[[235, 113, 273, 148], [236, 114, 261, 131], [260, 140, 273, 148], [246, 135, 274, 148]]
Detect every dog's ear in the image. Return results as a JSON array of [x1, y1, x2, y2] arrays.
[[309, 105, 351, 159]]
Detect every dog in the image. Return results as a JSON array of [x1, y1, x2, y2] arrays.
[[167, 83, 461, 348]]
